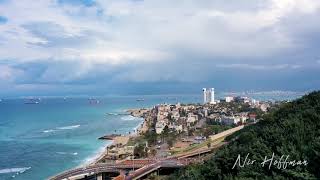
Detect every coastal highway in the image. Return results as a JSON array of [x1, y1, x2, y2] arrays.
[[49, 162, 145, 180], [50, 148, 214, 180], [49, 159, 157, 180], [124, 159, 187, 180]]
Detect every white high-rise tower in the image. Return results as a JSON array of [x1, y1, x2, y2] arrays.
[[203, 88, 215, 104], [210, 88, 215, 104], [202, 88, 208, 104]]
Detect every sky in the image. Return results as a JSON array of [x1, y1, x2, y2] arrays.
[[0, 0, 320, 96]]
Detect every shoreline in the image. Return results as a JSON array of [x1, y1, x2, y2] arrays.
[[85, 109, 147, 166], [81, 140, 113, 166]]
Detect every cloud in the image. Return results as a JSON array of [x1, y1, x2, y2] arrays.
[[0, 0, 320, 95], [0, 65, 24, 82], [0, 0, 319, 63], [216, 63, 302, 70]]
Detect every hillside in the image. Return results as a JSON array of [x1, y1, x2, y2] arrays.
[[171, 91, 320, 179]]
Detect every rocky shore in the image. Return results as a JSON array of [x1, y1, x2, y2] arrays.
[[98, 134, 121, 140], [126, 108, 149, 118], [91, 108, 150, 165]]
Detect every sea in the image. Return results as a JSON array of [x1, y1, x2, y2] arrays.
[[0, 92, 305, 180]]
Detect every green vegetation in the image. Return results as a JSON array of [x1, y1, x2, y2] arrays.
[[144, 130, 158, 145], [196, 124, 231, 138], [200, 120, 233, 138], [134, 143, 148, 158], [170, 91, 320, 179], [162, 127, 180, 148]]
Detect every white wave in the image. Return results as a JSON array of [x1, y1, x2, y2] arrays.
[[57, 152, 78, 156], [81, 141, 112, 166], [57, 124, 80, 130], [121, 115, 140, 121], [107, 112, 119, 116], [43, 129, 56, 133], [0, 167, 31, 174], [56, 152, 67, 155], [134, 121, 144, 132], [42, 124, 80, 134]]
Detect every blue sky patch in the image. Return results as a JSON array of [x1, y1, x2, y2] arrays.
[[0, 16, 7, 24]]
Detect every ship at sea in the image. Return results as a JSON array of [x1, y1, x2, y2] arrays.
[[88, 98, 100, 105], [24, 98, 40, 104]]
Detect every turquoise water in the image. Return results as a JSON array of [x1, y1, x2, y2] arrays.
[[0, 93, 303, 180], [0, 95, 202, 180]]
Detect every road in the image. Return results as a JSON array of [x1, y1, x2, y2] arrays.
[[49, 160, 154, 180], [50, 124, 244, 180], [50, 148, 211, 180]]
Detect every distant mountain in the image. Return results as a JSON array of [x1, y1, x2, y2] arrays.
[[172, 91, 320, 179]]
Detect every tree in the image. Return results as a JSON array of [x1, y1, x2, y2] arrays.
[[161, 125, 170, 142], [167, 139, 174, 148], [207, 141, 211, 148], [134, 144, 147, 158], [144, 131, 157, 145], [150, 149, 157, 157]]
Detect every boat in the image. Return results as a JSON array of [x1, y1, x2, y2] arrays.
[[25, 102, 39, 104], [136, 99, 145, 101], [24, 99, 40, 104], [88, 98, 100, 104]]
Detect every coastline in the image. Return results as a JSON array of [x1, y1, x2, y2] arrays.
[[127, 108, 150, 135], [81, 141, 113, 166], [85, 108, 147, 166]]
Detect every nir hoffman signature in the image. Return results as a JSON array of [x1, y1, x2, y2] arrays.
[[232, 153, 308, 170]]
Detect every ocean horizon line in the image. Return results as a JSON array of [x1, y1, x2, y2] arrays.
[[0, 90, 309, 99]]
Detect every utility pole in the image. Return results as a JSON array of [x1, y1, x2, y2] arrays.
[[132, 144, 136, 171]]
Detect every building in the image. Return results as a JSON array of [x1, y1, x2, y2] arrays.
[[187, 113, 198, 126], [260, 104, 269, 112], [169, 124, 183, 132], [249, 99, 260, 107], [203, 108, 209, 117], [171, 110, 180, 120], [221, 116, 241, 125], [234, 96, 250, 103], [155, 121, 166, 134], [225, 96, 234, 103], [248, 113, 257, 122], [203, 88, 215, 104]]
